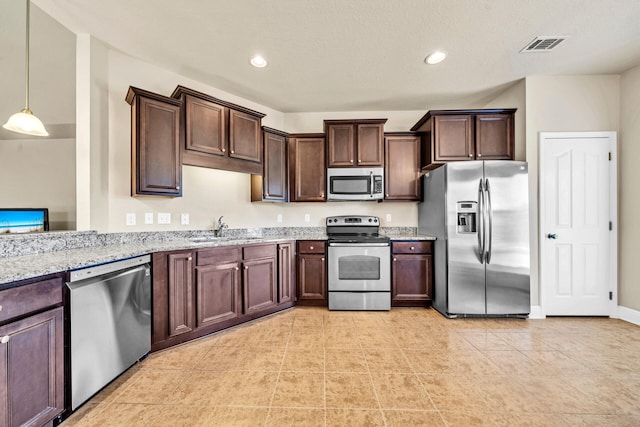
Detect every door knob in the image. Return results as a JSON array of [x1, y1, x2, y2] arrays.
[[547, 233, 558, 240]]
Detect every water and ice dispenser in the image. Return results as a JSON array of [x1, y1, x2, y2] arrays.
[[456, 201, 477, 233]]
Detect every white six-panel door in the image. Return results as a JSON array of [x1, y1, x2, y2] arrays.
[[539, 132, 616, 316]]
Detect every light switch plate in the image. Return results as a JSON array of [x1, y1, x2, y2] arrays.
[[158, 213, 171, 224], [126, 213, 136, 226], [144, 213, 154, 224], [181, 213, 189, 225], [277, 214, 283, 223], [304, 214, 310, 222], [386, 214, 392, 222]]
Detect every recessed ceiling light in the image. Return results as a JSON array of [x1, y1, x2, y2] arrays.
[[250, 55, 267, 68], [425, 51, 447, 65]]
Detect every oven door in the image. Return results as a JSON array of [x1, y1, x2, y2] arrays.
[[328, 243, 390, 291]]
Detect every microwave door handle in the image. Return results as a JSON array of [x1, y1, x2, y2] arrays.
[[370, 171, 374, 198]]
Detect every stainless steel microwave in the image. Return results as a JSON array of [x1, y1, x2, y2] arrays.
[[327, 167, 384, 201]]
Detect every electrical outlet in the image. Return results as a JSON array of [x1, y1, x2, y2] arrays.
[[158, 213, 171, 224], [277, 214, 283, 223], [126, 213, 136, 226], [386, 214, 392, 222], [304, 214, 310, 222], [144, 213, 154, 225], [181, 213, 189, 225]]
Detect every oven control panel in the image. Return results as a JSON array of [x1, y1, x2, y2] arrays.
[[326, 215, 380, 226]]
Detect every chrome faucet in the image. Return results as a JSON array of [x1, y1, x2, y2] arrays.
[[214, 216, 228, 237]]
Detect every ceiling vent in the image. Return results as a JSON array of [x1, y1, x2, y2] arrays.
[[520, 36, 568, 53]]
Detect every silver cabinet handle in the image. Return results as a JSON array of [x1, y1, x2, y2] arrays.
[[222, 148, 226, 152], [231, 150, 235, 154], [410, 246, 415, 251], [321, 257, 325, 261], [235, 266, 239, 271], [0, 305, 3, 312], [393, 257, 397, 262], [244, 266, 248, 270], [1, 336, 10, 344], [309, 246, 314, 250], [187, 257, 192, 261], [478, 153, 482, 157], [469, 153, 473, 158]]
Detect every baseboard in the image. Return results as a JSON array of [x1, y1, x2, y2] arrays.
[[528, 305, 545, 319], [617, 305, 640, 327]]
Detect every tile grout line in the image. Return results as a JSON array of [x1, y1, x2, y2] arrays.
[[359, 323, 388, 427], [264, 314, 293, 427]]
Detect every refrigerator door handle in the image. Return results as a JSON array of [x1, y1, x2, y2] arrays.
[[485, 178, 493, 264], [477, 178, 485, 263]]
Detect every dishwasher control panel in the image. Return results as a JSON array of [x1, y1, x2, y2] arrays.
[[68, 254, 151, 282]]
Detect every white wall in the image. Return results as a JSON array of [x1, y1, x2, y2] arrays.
[[525, 75, 621, 307], [0, 2, 76, 230], [620, 64, 640, 311]]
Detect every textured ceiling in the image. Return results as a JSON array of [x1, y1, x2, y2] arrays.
[[30, 0, 640, 112]]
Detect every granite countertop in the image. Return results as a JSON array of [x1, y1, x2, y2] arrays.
[[0, 229, 436, 286]]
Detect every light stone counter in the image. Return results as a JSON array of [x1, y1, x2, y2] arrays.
[[0, 227, 435, 286]]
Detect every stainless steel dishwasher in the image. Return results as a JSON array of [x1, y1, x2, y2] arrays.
[[66, 255, 151, 410]]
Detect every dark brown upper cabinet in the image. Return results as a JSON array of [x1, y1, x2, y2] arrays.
[[126, 86, 182, 197], [288, 134, 326, 202], [251, 127, 288, 202], [411, 109, 516, 171], [171, 86, 266, 174], [384, 132, 421, 201], [325, 119, 387, 167]]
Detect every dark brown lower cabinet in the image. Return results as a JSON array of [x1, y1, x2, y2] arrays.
[[0, 274, 65, 426], [277, 242, 294, 304], [243, 257, 277, 315], [0, 307, 64, 427], [152, 242, 294, 352], [167, 251, 195, 337], [391, 241, 433, 307], [196, 261, 242, 327], [296, 240, 327, 306]]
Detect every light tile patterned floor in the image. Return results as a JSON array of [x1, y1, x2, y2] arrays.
[[62, 307, 640, 426]]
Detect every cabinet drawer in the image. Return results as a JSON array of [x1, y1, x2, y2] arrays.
[[0, 277, 63, 324], [392, 241, 432, 254], [197, 247, 240, 266], [243, 244, 276, 260], [297, 241, 326, 254]]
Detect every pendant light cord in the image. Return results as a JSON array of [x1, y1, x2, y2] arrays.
[[24, 0, 31, 112]]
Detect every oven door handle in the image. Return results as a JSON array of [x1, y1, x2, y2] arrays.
[[328, 242, 390, 247]]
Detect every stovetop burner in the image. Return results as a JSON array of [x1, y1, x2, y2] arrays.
[[326, 215, 389, 245]]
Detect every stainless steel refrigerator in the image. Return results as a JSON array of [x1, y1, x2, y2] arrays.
[[419, 161, 530, 317]]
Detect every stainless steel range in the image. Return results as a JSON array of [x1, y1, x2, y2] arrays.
[[326, 215, 391, 310]]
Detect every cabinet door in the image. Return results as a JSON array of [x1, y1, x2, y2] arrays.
[[277, 242, 294, 304], [0, 307, 64, 427], [391, 254, 432, 306], [327, 124, 355, 167], [475, 113, 514, 160], [168, 252, 195, 337], [297, 253, 327, 301], [229, 109, 262, 163], [185, 94, 227, 156], [263, 130, 288, 201], [289, 137, 326, 201], [357, 123, 384, 166], [196, 263, 242, 327], [433, 115, 474, 162], [384, 134, 421, 201], [133, 95, 182, 196], [243, 257, 277, 315]]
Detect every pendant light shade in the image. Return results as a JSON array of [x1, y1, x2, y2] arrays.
[[3, 0, 48, 137], [4, 109, 49, 136]]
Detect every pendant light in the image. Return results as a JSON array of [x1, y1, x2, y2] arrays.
[[3, 0, 48, 136]]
